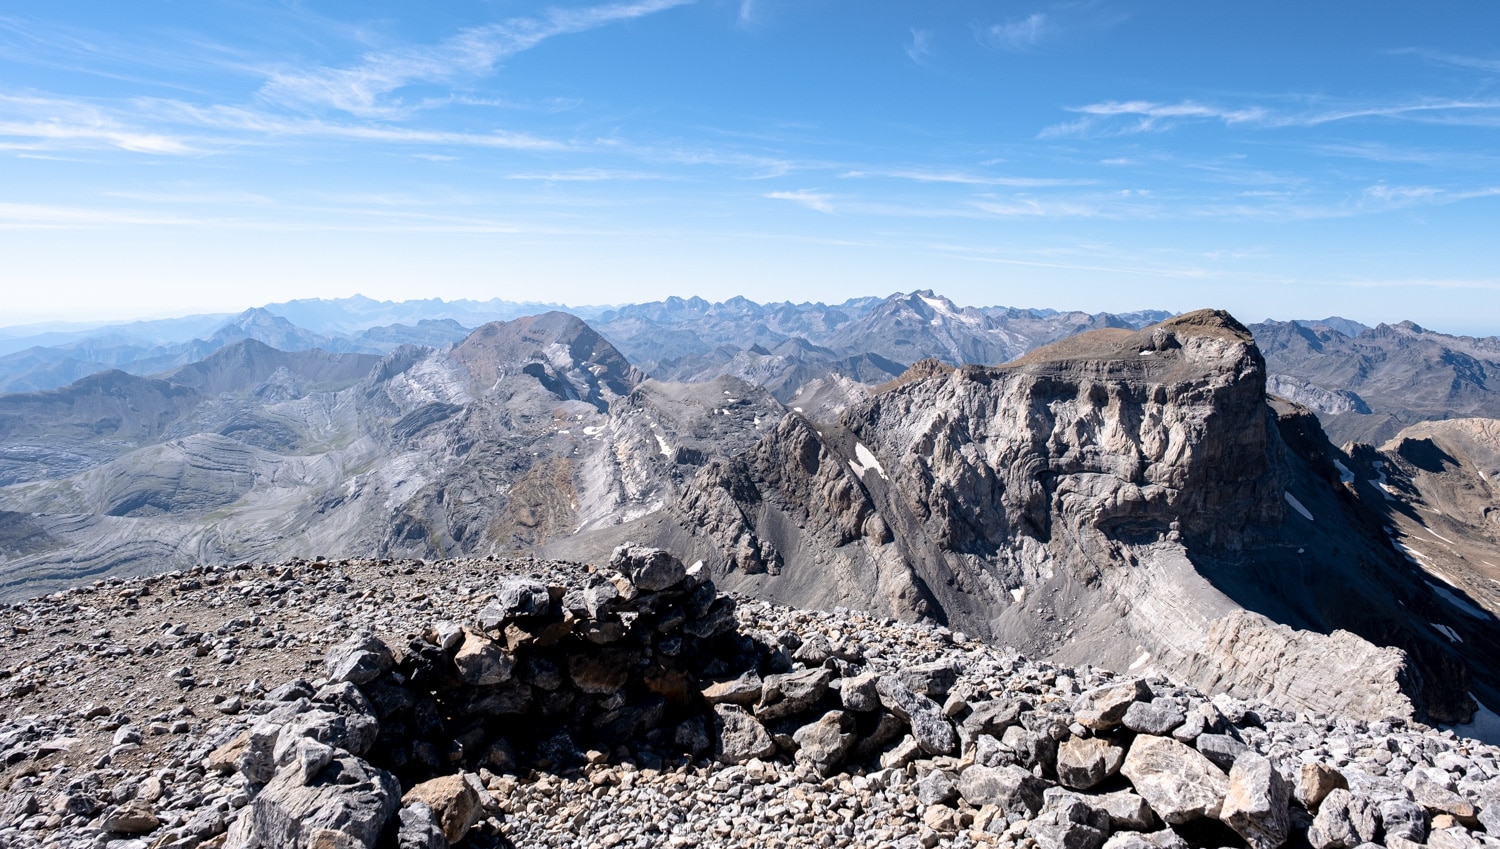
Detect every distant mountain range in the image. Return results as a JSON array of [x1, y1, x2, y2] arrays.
[[3, 302, 1496, 735]]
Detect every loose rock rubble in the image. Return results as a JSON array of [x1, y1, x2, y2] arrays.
[[0, 549, 1497, 849]]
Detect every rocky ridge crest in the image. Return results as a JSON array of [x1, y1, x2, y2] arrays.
[[1, 549, 1498, 849]]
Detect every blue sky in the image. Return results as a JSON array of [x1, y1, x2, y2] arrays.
[[2, 1, 1499, 334]]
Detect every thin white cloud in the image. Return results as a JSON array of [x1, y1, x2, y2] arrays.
[[1042, 97, 1500, 137], [841, 168, 1092, 187], [970, 197, 1104, 218], [738, 0, 756, 26], [766, 190, 833, 213], [0, 94, 195, 154], [906, 29, 933, 64], [978, 13, 1048, 52], [260, 0, 694, 116]]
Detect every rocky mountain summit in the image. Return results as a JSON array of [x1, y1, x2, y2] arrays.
[[1, 548, 1497, 849], [579, 311, 1499, 730], [4, 306, 1498, 746]]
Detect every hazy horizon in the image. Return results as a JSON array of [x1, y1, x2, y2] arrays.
[[2, 2, 1498, 334]]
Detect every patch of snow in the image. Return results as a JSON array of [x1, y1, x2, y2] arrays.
[[1426, 581, 1491, 620], [654, 433, 671, 457], [583, 426, 603, 436], [1425, 527, 1457, 546], [1284, 492, 1314, 522], [1138, 350, 1155, 357], [1332, 459, 1355, 485], [753, 416, 762, 428], [1392, 540, 1429, 566], [1445, 692, 1500, 745], [793, 407, 803, 413], [920, 294, 980, 326], [1010, 587, 1026, 604], [1369, 460, 1398, 500], [558, 429, 570, 435], [847, 442, 889, 481], [1129, 651, 1151, 671], [1430, 623, 1463, 643]]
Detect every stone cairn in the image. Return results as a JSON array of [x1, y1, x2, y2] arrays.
[[187, 546, 1497, 849]]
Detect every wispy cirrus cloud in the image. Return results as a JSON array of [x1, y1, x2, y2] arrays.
[[1041, 96, 1500, 137], [260, 0, 694, 116], [977, 13, 1048, 52], [765, 189, 833, 213], [0, 94, 194, 154], [841, 168, 1093, 187], [905, 29, 933, 64]]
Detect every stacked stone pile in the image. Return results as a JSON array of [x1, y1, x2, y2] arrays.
[[0, 549, 1497, 849]]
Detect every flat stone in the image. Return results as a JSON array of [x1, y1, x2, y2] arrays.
[[702, 673, 762, 706], [1119, 734, 1229, 825], [402, 774, 483, 844], [714, 704, 777, 765], [956, 764, 1045, 817], [756, 667, 835, 721], [1057, 736, 1125, 790], [1295, 763, 1347, 812], [1404, 767, 1480, 826], [1075, 679, 1150, 731], [101, 800, 159, 835], [1123, 701, 1185, 736], [1195, 733, 1249, 771]]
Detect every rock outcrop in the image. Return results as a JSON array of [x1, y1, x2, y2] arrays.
[[648, 311, 1494, 727]]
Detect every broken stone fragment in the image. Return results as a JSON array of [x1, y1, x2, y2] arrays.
[[101, 799, 159, 834], [401, 774, 484, 845], [610, 545, 686, 592], [876, 675, 956, 755], [714, 703, 777, 765], [791, 710, 856, 777], [955, 764, 1045, 817], [1119, 734, 1229, 825], [1294, 763, 1347, 812], [325, 632, 395, 685], [451, 628, 513, 686], [1220, 752, 1290, 849], [1056, 736, 1125, 790], [1075, 679, 1150, 731]]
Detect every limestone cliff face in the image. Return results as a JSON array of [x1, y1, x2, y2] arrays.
[[665, 311, 1491, 724]]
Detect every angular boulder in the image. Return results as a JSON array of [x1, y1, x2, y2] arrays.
[[1119, 735, 1229, 825], [1220, 752, 1290, 849]]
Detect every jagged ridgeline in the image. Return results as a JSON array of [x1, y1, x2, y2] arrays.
[[0, 302, 1497, 737]]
